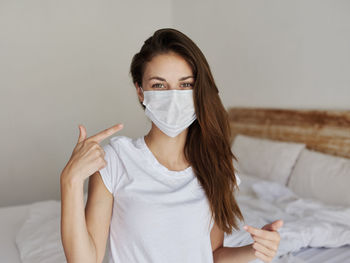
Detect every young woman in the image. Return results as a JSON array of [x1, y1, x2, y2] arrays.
[[60, 28, 283, 263]]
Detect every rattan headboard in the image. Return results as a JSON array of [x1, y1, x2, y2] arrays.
[[228, 107, 350, 159]]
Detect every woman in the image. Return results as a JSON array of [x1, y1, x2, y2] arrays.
[[60, 28, 283, 263]]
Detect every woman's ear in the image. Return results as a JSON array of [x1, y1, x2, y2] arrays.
[[135, 82, 144, 103]]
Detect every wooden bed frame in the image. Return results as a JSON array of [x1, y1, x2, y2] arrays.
[[228, 107, 350, 159]]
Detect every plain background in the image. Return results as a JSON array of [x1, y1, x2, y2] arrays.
[[1, 0, 349, 207]]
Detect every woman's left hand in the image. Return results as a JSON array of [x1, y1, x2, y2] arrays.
[[243, 219, 283, 263]]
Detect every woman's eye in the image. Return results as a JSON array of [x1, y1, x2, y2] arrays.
[[181, 83, 194, 88], [152, 83, 166, 89]]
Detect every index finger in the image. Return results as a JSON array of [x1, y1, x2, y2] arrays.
[[244, 225, 278, 241], [87, 123, 124, 143]]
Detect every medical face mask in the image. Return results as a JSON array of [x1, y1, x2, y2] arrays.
[[141, 88, 197, 137]]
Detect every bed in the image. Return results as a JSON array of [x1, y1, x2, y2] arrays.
[[0, 204, 31, 263], [1, 107, 350, 263], [0, 195, 110, 263], [225, 107, 350, 262]]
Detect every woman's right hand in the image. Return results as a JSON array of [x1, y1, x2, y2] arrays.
[[60, 123, 124, 184]]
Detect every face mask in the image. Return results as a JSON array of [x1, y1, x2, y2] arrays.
[[141, 87, 197, 137]]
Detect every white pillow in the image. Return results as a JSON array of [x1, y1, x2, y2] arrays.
[[287, 149, 350, 207], [15, 193, 89, 263], [15, 200, 65, 263], [231, 134, 305, 185]]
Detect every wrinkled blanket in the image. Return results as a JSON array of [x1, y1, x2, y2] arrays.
[[224, 173, 350, 263]]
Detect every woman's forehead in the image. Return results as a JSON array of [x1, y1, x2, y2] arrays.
[[143, 53, 193, 81]]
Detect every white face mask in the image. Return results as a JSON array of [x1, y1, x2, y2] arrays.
[[141, 87, 197, 137]]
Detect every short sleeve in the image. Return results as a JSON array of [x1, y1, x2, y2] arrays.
[[98, 143, 119, 194], [232, 157, 241, 186], [235, 173, 241, 186]]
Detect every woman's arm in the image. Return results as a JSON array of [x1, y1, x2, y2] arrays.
[[211, 221, 257, 263], [60, 174, 97, 263], [85, 171, 114, 263], [213, 244, 257, 263], [211, 221, 283, 263], [61, 167, 114, 263], [60, 123, 123, 262]]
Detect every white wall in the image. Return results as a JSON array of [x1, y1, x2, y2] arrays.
[[0, 0, 172, 207], [1, 0, 350, 206], [172, 0, 350, 110]]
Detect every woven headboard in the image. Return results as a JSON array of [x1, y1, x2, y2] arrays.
[[228, 107, 350, 159]]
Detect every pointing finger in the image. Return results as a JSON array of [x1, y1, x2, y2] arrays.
[[262, 220, 284, 232], [243, 225, 278, 241], [274, 220, 284, 230], [87, 123, 124, 143]]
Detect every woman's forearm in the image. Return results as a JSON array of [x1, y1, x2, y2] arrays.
[[60, 174, 96, 263], [213, 243, 257, 263]]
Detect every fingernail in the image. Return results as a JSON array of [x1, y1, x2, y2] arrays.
[[243, 225, 248, 230]]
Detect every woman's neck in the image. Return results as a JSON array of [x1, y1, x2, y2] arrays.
[[144, 123, 190, 171]]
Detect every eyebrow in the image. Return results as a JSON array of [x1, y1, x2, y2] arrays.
[[147, 76, 194, 81]]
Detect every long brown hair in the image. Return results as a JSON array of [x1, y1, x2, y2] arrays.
[[129, 28, 244, 234]]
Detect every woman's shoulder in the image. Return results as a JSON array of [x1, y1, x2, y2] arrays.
[[108, 135, 143, 152], [109, 135, 132, 144]]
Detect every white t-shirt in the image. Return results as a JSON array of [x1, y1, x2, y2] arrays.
[[98, 135, 241, 263]]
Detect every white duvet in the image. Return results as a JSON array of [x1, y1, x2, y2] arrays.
[[15, 175, 350, 263], [224, 173, 350, 262]]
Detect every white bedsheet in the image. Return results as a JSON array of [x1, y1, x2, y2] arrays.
[[224, 173, 350, 263], [13, 194, 110, 263], [15, 200, 66, 263], [292, 245, 350, 263], [0, 203, 31, 263]]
